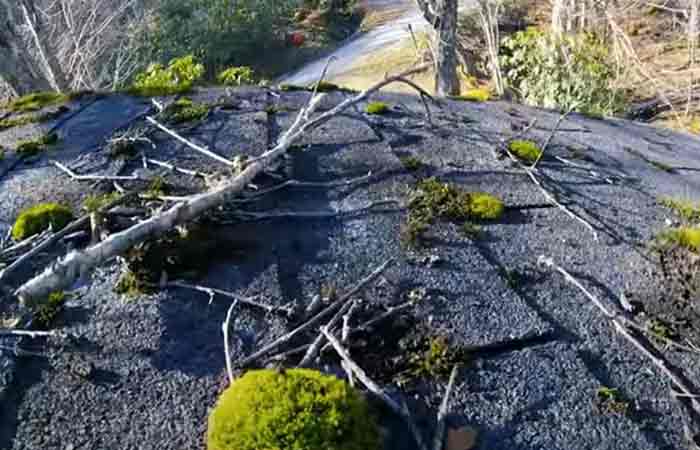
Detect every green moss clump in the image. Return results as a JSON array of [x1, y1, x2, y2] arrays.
[[657, 227, 700, 253], [162, 97, 209, 124], [128, 55, 204, 97], [278, 84, 308, 92], [508, 139, 542, 163], [34, 291, 66, 329], [115, 270, 151, 298], [595, 387, 629, 415], [144, 176, 169, 198], [366, 101, 389, 115], [0, 107, 69, 131], [83, 192, 120, 213], [207, 369, 380, 450], [6, 92, 68, 112], [402, 178, 504, 248], [310, 81, 341, 92], [12, 202, 74, 241], [451, 88, 491, 102], [399, 156, 423, 172], [409, 336, 453, 378], [16, 133, 59, 156], [659, 197, 700, 222]]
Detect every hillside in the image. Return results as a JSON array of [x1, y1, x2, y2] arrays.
[[0, 86, 699, 449]]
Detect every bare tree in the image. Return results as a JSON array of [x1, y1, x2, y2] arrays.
[[415, 0, 460, 96]]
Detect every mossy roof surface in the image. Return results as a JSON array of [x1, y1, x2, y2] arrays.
[[1, 88, 700, 450]]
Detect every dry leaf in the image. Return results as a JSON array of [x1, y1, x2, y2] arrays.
[[446, 426, 478, 450]]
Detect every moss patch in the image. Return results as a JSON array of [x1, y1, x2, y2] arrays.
[[0, 106, 68, 131], [366, 101, 389, 115], [310, 81, 341, 92], [399, 155, 424, 172], [5, 92, 68, 112], [402, 177, 504, 248], [16, 133, 59, 157], [508, 139, 542, 163], [451, 88, 491, 102], [162, 97, 210, 124], [594, 387, 630, 415], [12, 202, 74, 241], [34, 291, 66, 329], [659, 197, 700, 222], [207, 369, 380, 450], [83, 192, 120, 213], [278, 84, 308, 92], [127, 55, 204, 97], [656, 227, 700, 253]]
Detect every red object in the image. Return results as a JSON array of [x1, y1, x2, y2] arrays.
[[290, 32, 305, 47]]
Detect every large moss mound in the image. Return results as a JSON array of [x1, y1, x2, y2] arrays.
[[12, 203, 74, 241], [207, 369, 380, 450]]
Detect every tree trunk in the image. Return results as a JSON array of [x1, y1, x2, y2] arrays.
[[414, 0, 460, 96], [435, 0, 460, 96]]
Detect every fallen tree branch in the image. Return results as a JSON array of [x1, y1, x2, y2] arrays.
[[538, 256, 700, 416], [0, 192, 134, 286], [229, 200, 401, 222], [146, 158, 210, 180], [321, 326, 429, 450], [0, 329, 67, 338], [433, 364, 459, 450], [15, 64, 429, 305]]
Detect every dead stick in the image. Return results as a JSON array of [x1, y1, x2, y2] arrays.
[[164, 281, 291, 316], [538, 256, 700, 414], [321, 326, 429, 450], [146, 117, 234, 167], [222, 300, 238, 385], [52, 160, 142, 181], [237, 259, 394, 367], [298, 259, 394, 367], [432, 365, 459, 450]]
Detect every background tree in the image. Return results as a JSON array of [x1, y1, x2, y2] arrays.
[[415, 0, 460, 96]]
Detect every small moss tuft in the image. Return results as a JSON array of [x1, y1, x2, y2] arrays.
[[508, 139, 542, 163], [12, 202, 73, 241], [278, 84, 308, 92], [399, 155, 423, 172], [34, 291, 66, 329], [16, 133, 59, 156], [366, 101, 389, 115], [162, 97, 209, 124], [83, 192, 120, 213], [409, 336, 453, 378], [461, 221, 482, 239], [144, 176, 169, 198], [207, 369, 380, 450], [451, 88, 491, 102], [114, 270, 151, 297], [5, 92, 68, 112], [656, 227, 700, 253], [310, 81, 341, 92], [109, 139, 138, 159], [595, 387, 629, 415], [659, 197, 700, 222]]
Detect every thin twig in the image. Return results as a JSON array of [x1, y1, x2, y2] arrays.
[[532, 106, 576, 169], [222, 299, 238, 385], [163, 281, 292, 316], [146, 158, 210, 180], [432, 364, 459, 450], [539, 256, 700, 416], [0, 329, 67, 338], [321, 327, 429, 450], [52, 160, 142, 181], [230, 200, 401, 222], [237, 259, 394, 367], [146, 116, 234, 167]]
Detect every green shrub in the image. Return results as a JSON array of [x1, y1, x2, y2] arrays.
[[5, 92, 68, 112], [366, 101, 389, 115], [207, 369, 380, 450], [500, 28, 625, 116], [129, 55, 204, 97], [12, 203, 74, 241], [451, 88, 491, 102], [217, 66, 256, 86], [508, 139, 542, 163]]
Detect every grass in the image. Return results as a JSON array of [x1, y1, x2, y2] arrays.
[[658, 197, 700, 221], [508, 140, 542, 163]]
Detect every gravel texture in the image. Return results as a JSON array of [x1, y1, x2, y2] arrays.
[[1, 87, 699, 450]]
